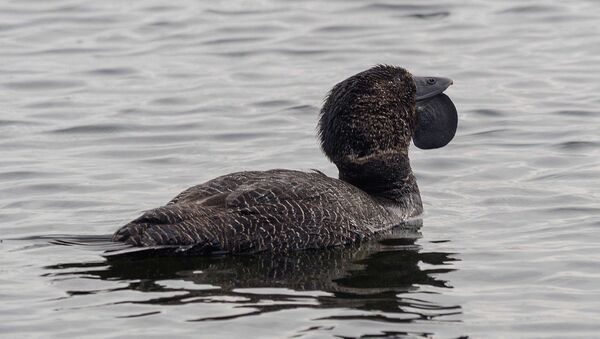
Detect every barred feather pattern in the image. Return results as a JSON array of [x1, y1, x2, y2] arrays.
[[112, 169, 414, 254]]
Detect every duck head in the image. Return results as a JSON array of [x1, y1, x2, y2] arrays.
[[318, 65, 457, 203]]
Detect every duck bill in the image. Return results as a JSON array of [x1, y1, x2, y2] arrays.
[[414, 76, 453, 101], [412, 76, 458, 150]]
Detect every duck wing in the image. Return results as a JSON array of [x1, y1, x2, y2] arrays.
[[112, 169, 395, 254]]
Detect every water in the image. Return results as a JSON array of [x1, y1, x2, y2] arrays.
[[1, 0, 599, 337]]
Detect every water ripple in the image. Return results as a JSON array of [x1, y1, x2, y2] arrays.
[[4, 79, 86, 90], [1, 0, 600, 337]]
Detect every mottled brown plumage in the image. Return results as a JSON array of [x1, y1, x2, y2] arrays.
[[112, 65, 457, 255], [113, 170, 413, 254]]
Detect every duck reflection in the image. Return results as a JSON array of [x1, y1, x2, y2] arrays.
[[44, 224, 460, 323]]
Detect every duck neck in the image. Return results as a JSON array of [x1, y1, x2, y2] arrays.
[[337, 150, 423, 216]]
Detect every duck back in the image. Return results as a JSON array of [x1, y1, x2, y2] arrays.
[[112, 169, 407, 254]]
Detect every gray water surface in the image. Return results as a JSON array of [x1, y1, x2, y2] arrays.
[[1, 0, 600, 338]]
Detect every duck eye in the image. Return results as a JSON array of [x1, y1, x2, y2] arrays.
[[427, 78, 436, 85]]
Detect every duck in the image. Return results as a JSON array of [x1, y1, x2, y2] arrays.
[[112, 65, 457, 255]]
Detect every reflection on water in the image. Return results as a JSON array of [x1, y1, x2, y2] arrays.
[[42, 227, 460, 327]]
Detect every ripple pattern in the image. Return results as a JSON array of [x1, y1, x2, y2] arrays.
[[1, 0, 600, 338]]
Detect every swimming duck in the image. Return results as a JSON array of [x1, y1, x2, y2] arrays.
[[112, 65, 457, 254]]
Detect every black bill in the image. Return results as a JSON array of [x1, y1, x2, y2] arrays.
[[414, 76, 453, 102]]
